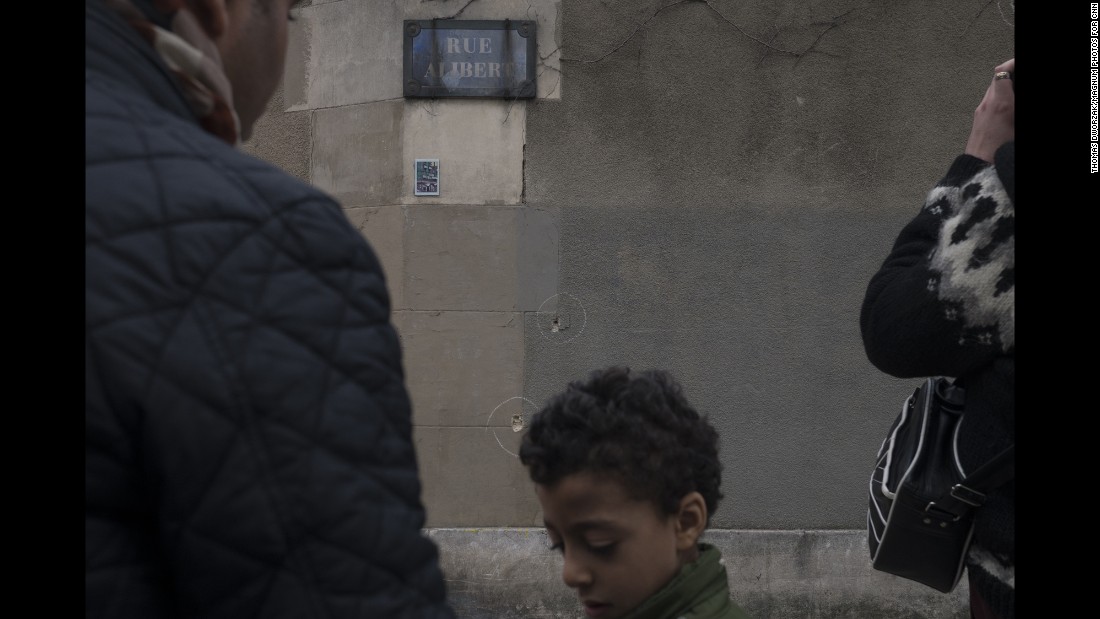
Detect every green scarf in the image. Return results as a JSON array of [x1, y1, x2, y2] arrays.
[[619, 544, 752, 619]]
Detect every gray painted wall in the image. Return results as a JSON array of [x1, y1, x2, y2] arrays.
[[243, 1, 1015, 616], [519, 0, 1013, 530]]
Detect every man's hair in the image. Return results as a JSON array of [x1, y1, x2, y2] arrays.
[[519, 366, 723, 523]]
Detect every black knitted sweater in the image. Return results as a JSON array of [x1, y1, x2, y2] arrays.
[[861, 144, 1015, 618]]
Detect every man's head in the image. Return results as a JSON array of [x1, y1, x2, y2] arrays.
[[189, 0, 302, 140], [519, 366, 724, 618]]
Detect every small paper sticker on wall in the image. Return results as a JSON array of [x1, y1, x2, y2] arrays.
[[415, 159, 440, 196]]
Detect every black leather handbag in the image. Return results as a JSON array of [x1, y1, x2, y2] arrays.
[[866, 377, 1015, 593]]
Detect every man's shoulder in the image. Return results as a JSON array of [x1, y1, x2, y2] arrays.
[[87, 89, 339, 221]]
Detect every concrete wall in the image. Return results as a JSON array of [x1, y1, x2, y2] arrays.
[[243, 0, 1015, 616]]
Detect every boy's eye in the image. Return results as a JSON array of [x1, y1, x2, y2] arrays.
[[587, 542, 616, 557]]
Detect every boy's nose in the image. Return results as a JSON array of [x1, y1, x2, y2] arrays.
[[561, 552, 593, 589]]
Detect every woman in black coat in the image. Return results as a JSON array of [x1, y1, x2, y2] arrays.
[[861, 58, 1014, 619]]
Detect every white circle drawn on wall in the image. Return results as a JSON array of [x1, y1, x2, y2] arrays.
[[535, 292, 587, 344], [486, 396, 539, 458]]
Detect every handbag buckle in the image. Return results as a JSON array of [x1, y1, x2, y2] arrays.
[[949, 483, 986, 507], [924, 484, 987, 522]]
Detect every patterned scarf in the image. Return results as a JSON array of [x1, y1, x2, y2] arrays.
[[101, 0, 240, 145]]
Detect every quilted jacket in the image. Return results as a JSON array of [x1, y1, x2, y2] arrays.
[[85, 2, 454, 617]]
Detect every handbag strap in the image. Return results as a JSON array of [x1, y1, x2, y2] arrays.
[[926, 444, 1015, 520]]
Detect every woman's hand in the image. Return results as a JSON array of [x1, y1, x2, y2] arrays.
[[964, 58, 1015, 163]]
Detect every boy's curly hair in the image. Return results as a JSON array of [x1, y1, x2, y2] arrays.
[[519, 366, 723, 522]]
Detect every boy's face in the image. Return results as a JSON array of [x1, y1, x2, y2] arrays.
[[536, 471, 689, 619]]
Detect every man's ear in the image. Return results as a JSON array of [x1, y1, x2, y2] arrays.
[[185, 0, 229, 39], [673, 491, 707, 551]]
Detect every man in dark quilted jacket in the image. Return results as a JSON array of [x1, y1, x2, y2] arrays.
[[85, 1, 455, 617]]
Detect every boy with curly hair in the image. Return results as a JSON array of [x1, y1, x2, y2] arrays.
[[519, 366, 752, 619]]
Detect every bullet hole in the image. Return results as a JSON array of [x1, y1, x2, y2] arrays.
[[536, 293, 587, 344]]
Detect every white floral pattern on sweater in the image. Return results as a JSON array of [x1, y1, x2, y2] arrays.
[[925, 165, 1014, 352]]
